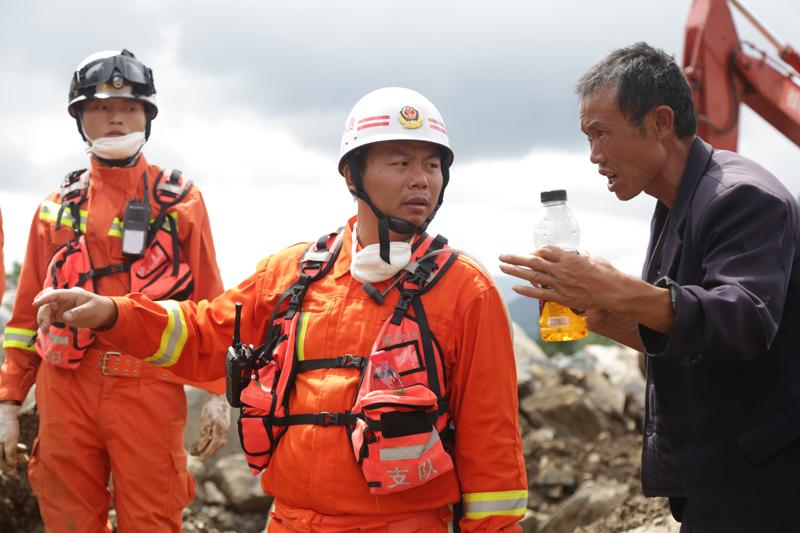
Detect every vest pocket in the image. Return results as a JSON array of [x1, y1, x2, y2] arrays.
[[237, 361, 285, 474], [351, 384, 453, 495]]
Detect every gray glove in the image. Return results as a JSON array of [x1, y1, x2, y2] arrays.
[[0, 403, 21, 477]]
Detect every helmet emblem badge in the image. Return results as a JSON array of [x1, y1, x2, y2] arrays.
[[398, 106, 423, 129]]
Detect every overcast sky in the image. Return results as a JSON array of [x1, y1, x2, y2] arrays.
[[2, 0, 799, 289]]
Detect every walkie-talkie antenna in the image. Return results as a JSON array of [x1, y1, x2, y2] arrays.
[[233, 302, 242, 346]]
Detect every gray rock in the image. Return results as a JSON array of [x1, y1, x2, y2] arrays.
[[519, 510, 539, 533], [537, 480, 630, 533], [622, 515, 681, 533], [536, 463, 577, 499], [203, 480, 228, 506], [187, 455, 206, 481], [520, 384, 607, 440], [583, 371, 627, 417], [512, 322, 548, 389], [209, 453, 273, 513]]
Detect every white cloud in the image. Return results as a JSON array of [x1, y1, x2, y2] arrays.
[[434, 149, 653, 280]]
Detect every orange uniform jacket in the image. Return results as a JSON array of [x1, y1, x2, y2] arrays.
[[0, 155, 224, 401], [99, 218, 528, 531]]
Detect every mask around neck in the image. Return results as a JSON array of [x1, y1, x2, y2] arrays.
[[86, 131, 146, 161], [350, 223, 412, 283]]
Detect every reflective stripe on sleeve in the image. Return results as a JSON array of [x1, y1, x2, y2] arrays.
[[144, 300, 188, 367], [108, 218, 123, 238], [39, 200, 87, 233], [2, 327, 38, 352], [463, 489, 528, 519]]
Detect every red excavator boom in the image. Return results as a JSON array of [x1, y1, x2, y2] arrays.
[[683, 0, 800, 151]]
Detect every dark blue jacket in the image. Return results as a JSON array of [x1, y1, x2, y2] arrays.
[[639, 138, 800, 531]]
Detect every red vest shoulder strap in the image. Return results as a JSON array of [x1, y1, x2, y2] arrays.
[[153, 169, 193, 208]]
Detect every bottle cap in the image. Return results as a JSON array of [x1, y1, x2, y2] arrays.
[[540, 189, 567, 203]]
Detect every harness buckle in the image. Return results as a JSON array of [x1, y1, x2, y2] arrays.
[[100, 351, 121, 376], [318, 412, 341, 426], [340, 354, 364, 368]]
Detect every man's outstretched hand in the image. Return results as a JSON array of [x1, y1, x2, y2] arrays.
[[33, 288, 118, 332]]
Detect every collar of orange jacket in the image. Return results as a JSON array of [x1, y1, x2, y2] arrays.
[[88, 154, 150, 194]]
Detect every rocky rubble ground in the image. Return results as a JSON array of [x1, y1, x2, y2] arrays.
[[0, 289, 677, 531]]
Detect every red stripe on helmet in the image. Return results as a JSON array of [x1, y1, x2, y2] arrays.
[[357, 122, 390, 131], [358, 115, 391, 124]]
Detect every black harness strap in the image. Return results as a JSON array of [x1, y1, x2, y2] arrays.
[[272, 412, 358, 427], [76, 262, 131, 288], [411, 298, 443, 400], [390, 234, 449, 325], [296, 355, 367, 372]]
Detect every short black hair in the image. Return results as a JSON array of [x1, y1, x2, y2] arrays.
[[575, 42, 696, 138]]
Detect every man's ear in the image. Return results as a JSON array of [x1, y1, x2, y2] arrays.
[[343, 164, 356, 194], [653, 105, 676, 139]]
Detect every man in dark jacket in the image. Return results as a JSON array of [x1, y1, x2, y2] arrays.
[[500, 42, 800, 532]]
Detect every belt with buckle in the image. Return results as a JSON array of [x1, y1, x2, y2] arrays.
[[95, 351, 168, 379]]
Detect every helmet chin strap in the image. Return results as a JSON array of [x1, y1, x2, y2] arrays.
[[93, 153, 142, 167], [347, 154, 449, 264]]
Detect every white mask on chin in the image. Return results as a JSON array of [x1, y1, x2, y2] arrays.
[[86, 131, 146, 161], [350, 223, 412, 283]]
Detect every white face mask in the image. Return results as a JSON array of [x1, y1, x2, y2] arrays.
[[86, 131, 146, 161], [350, 223, 412, 283]]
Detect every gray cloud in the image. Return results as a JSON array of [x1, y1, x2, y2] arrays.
[[1, 0, 693, 161], [1, 1, 798, 185]]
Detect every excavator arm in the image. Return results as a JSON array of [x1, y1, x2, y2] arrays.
[[683, 0, 800, 151]]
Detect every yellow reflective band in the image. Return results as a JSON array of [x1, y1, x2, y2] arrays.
[[107, 213, 178, 238], [39, 201, 87, 233], [463, 490, 528, 519], [144, 300, 188, 367], [108, 218, 123, 238], [2, 327, 38, 352], [296, 312, 311, 361]]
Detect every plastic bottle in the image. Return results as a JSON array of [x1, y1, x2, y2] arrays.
[[533, 189, 588, 342]]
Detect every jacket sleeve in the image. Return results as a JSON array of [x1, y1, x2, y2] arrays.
[[449, 280, 528, 531], [174, 186, 227, 393], [640, 183, 797, 363], [180, 187, 224, 302], [99, 269, 264, 384], [0, 206, 50, 402]]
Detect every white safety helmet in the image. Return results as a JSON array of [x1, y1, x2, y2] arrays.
[[68, 49, 157, 140], [337, 87, 454, 176], [337, 87, 454, 265]]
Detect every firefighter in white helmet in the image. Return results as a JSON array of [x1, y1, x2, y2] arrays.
[[34, 87, 529, 531], [0, 49, 230, 532]]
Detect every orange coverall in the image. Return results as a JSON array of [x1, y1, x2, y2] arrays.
[[0, 155, 224, 532], [99, 217, 529, 532]]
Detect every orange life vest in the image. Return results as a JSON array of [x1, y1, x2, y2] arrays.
[[36, 168, 195, 369], [232, 229, 458, 495]]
